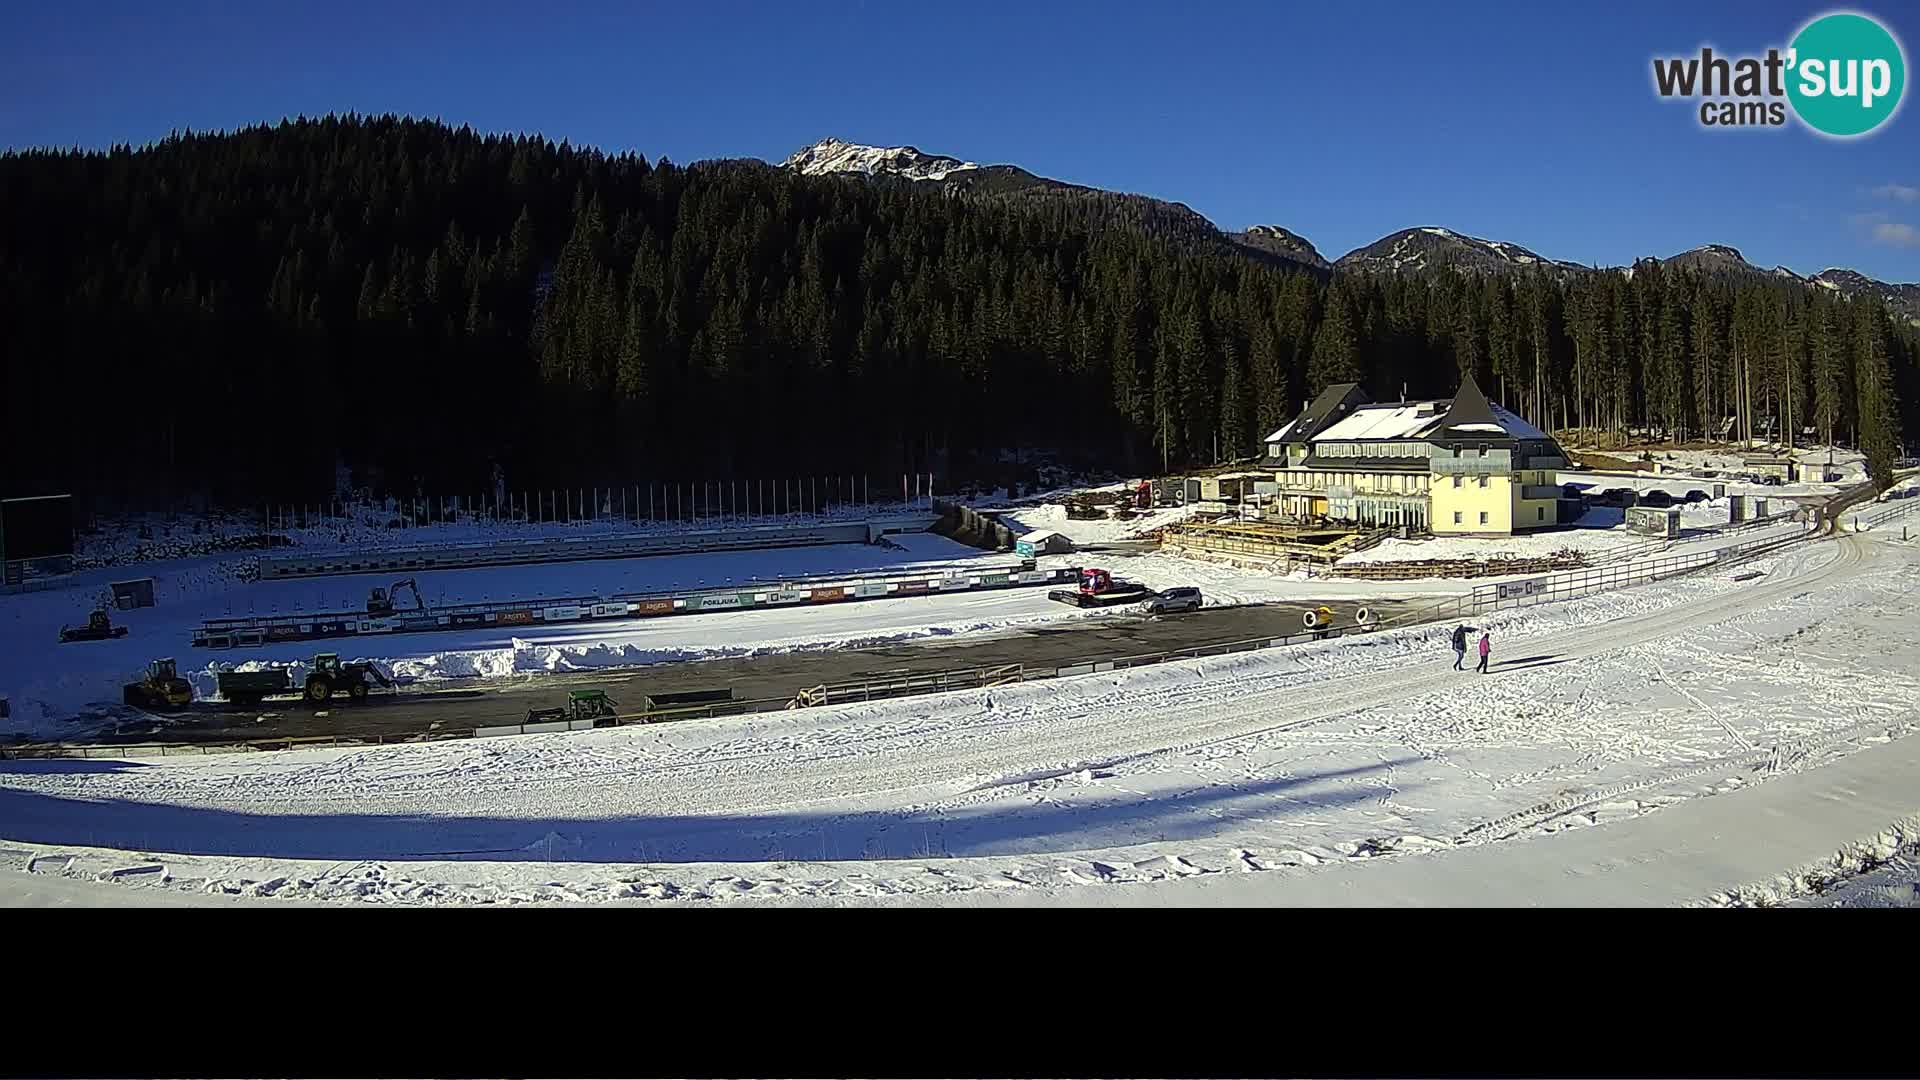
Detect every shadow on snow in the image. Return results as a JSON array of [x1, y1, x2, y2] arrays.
[[0, 757, 1419, 866]]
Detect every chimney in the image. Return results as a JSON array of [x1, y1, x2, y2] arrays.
[[1401, 382, 1407, 404]]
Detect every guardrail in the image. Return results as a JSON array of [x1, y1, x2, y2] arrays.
[[1591, 508, 1804, 567], [1378, 520, 1815, 628], [1846, 494, 1920, 533]]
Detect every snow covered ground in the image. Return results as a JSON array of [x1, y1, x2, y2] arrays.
[[1, 506, 1812, 739], [0, 523, 1906, 906], [996, 502, 1199, 544], [1, 532, 1004, 734], [1562, 443, 1866, 501], [0, 525, 1350, 738]]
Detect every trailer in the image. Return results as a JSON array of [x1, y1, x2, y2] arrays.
[[216, 668, 292, 706], [215, 654, 395, 707]]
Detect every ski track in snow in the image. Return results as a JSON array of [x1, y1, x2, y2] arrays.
[[3, 528, 1916, 906]]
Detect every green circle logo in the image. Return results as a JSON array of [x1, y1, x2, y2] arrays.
[[1786, 12, 1906, 136]]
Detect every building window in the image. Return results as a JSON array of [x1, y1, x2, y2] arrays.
[[1477, 475, 1489, 488], [1452, 475, 1462, 488], [1479, 511, 1489, 525], [1453, 511, 1463, 524], [1537, 506, 1545, 521]]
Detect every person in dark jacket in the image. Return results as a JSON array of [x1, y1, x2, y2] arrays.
[[1450, 624, 1477, 670], [1476, 630, 1492, 673]]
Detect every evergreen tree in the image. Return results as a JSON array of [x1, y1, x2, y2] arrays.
[[1307, 284, 1361, 390], [1855, 304, 1901, 488]]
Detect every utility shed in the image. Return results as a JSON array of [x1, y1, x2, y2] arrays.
[[1014, 530, 1073, 557], [110, 577, 157, 609], [1729, 493, 1770, 522], [1625, 505, 1681, 538]]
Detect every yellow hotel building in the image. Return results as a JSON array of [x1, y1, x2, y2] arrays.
[[1261, 374, 1568, 536]]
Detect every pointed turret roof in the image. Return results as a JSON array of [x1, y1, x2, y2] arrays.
[[1439, 372, 1500, 432]]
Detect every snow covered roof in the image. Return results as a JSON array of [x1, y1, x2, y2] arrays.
[[1315, 404, 1441, 442], [1310, 399, 1546, 444], [1483, 405, 1547, 439], [1018, 529, 1062, 544], [1264, 420, 1295, 444]]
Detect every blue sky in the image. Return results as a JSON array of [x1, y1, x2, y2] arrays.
[[3, 0, 1915, 280]]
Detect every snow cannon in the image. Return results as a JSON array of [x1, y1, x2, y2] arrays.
[[1355, 606, 1377, 626], [1302, 605, 1336, 630]]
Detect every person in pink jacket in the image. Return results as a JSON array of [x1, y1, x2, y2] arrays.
[[1475, 630, 1492, 674]]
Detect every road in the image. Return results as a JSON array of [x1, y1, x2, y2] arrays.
[[86, 595, 1424, 746]]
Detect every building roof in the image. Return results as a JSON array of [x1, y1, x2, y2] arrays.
[[1017, 529, 1064, 545], [1434, 371, 1499, 434], [1279, 382, 1370, 445], [1263, 420, 1296, 444], [1305, 374, 1547, 445], [1479, 404, 1548, 440], [1315, 403, 1441, 441]]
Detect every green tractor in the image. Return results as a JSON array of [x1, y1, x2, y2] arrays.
[[302, 653, 395, 704], [525, 689, 620, 728]]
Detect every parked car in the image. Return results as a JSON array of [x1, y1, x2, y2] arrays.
[[1146, 586, 1204, 614]]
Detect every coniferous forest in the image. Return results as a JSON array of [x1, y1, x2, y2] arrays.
[[2, 115, 1914, 507]]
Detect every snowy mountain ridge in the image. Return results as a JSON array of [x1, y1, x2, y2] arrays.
[[782, 137, 980, 181], [775, 137, 1919, 320], [1231, 224, 1331, 272], [1332, 226, 1582, 276]]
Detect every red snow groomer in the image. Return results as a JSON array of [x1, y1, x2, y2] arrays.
[[1048, 567, 1154, 608]]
